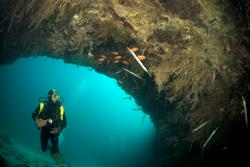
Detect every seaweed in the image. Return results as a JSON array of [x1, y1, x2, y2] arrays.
[[151, 44, 217, 110], [28, 0, 63, 30]]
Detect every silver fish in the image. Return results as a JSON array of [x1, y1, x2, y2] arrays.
[[122, 68, 145, 80], [202, 125, 220, 150], [242, 96, 248, 128], [192, 120, 211, 133]]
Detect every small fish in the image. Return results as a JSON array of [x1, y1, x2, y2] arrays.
[[113, 70, 122, 75], [100, 55, 107, 59], [130, 47, 139, 52], [133, 107, 142, 111], [192, 120, 211, 133], [202, 125, 220, 150], [113, 60, 120, 64], [118, 80, 123, 85], [87, 68, 93, 71], [122, 68, 145, 80], [242, 96, 248, 128], [122, 96, 132, 100], [219, 107, 225, 112], [112, 51, 119, 55], [137, 55, 146, 61], [122, 60, 130, 65], [97, 58, 106, 62], [114, 55, 122, 60]]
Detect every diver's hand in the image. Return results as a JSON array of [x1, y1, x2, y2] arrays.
[[50, 127, 61, 134], [36, 119, 48, 128]]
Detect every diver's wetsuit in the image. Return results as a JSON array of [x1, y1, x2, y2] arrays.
[[32, 100, 67, 154]]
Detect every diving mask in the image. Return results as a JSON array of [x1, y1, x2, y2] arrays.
[[51, 93, 60, 102]]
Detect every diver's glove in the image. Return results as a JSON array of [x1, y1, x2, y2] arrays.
[[35, 119, 48, 128], [50, 127, 61, 134]]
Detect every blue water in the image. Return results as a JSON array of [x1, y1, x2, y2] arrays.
[[0, 56, 155, 167]]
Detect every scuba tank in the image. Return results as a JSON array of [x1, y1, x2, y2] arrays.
[[38, 96, 64, 127]]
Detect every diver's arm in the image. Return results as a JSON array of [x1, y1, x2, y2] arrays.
[[50, 108, 67, 134], [32, 103, 47, 128], [32, 102, 46, 120], [61, 112, 67, 129], [32, 105, 40, 121]]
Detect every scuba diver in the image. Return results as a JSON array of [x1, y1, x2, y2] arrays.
[[32, 89, 67, 164]]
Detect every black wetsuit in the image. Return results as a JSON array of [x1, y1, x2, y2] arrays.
[[32, 101, 67, 154]]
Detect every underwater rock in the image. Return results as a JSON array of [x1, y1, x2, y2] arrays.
[[0, 134, 63, 167], [0, 155, 8, 167], [0, 134, 12, 145]]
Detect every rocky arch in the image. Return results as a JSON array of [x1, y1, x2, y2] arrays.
[[0, 0, 250, 166]]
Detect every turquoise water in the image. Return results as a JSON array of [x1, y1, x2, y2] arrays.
[[0, 56, 155, 167]]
